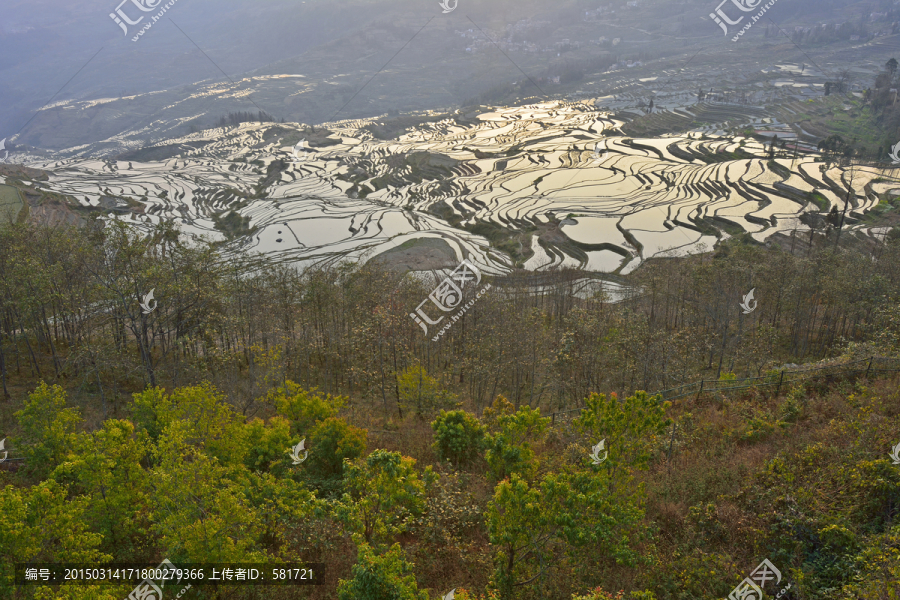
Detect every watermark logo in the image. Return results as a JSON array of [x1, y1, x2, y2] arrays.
[[591, 142, 607, 163], [0, 138, 7, 161], [890, 441, 900, 465], [127, 558, 191, 600], [0, 439, 7, 463], [409, 260, 492, 341], [889, 142, 900, 165], [444, 589, 456, 600], [289, 439, 308, 465], [439, 0, 458, 13], [740, 288, 757, 315], [590, 439, 608, 465], [728, 558, 791, 600], [140, 289, 158, 315], [710, 0, 777, 41], [110, 0, 182, 42], [293, 140, 310, 162]]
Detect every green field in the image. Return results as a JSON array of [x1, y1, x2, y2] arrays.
[[0, 184, 24, 223]]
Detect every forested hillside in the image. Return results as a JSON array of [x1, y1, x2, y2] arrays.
[[0, 218, 899, 599]]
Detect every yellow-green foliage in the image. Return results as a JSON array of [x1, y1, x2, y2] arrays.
[[336, 449, 434, 546], [431, 409, 485, 466], [269, 380, 347, 434], [337, 543, 428, 600], [304, 416, 368, 493], [15, 382, 82, 478], [483, 396, 549, 481], [398, 364, 457, 416]]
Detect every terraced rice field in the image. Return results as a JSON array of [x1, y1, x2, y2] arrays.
[[22, 101, 895, 274]]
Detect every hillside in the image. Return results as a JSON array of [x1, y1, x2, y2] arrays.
[[0, 219, 899, 599]]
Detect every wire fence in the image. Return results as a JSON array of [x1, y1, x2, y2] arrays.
[[547, 356, 900, 425]]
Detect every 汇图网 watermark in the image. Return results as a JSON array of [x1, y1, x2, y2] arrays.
[[110, 0, 183, 42], [889, 142, 900, 165], [140, 289, 158, 315], [289, 439, 308, 465], [728, 558, 791, 600], [740, 288, 757, 315], [710, 0, 780, 42], [126, 558, 192, 600], [410, 260, 491, 341], [589, 439, 608, 465]]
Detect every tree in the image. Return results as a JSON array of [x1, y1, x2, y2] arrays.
[[244, 415, 294, 475], [397, 364, 456, 417], [0, 481, 113, 598], [304, 416, 368, 495], [49, 419, 153, 561], [132, 383, 248, 466], [573, 391, 670, 491], [431, 409, 485, 467], [483, 397, 550, 481], [150, 426, 268, 563], [336, 450, 433, 546], [269, 380, 347, 435], [337, 543, 428, 600], [15, 382, 82, 479], [887, 58, 898, 77], [487, 471, 649, 600]]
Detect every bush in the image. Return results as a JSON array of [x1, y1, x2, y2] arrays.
[[304, 417, 368, 495], [483, 399, 549, 481], [398, 364, 457, 417], [337, 450, 433, 545], [431, 410, 485, 467], [337, 543, 428, 600], [270, 380, 346, 434], [244, 416, 293, 474], [15, 382, 82, 478]]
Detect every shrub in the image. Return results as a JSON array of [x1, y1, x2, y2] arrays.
[[304, 417, 368, 495], [337, 543, 428, 600], [270, 380, 346, 434], [337, 450, 433, 545], [244, 416, 293, 474], [15, 382, 82, 478], [483, 399, 549, 481], [431, 410, 485, 467], [398, 364, 457, 417]]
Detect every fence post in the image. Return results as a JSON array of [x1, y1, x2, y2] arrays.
[[865, 356, 873, 379], [775, 371, 784, 397], [551, 412, 556, 426], [695, 380, 704, 402]]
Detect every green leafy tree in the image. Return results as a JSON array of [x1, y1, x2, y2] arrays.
[[574, 391, 669, 490], [304, 417, 368, 495], [15, 382, 82, 478], [270, 380, 347, 434], [49, 419, 152, 561], [0, 481, 112, 597], [337, 543, 428, 600], [244, 472, 323, 558], [132, 383, 247, 466], [483, 397, 549, 481], [150, 426, 267, 563], [397, 363, 456, 417], [244, 415, 294, 475], [337, 450, 432, 546], [487, 471, 648, 600], [431, 409, 485, 467]]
